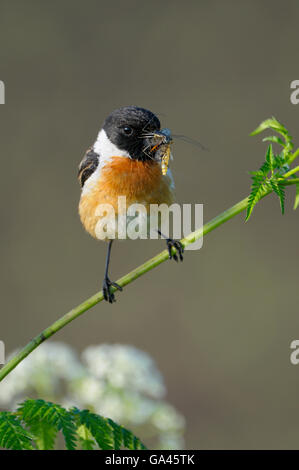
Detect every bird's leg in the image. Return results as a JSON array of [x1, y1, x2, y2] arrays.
[[157, 230, 184, 262], [102, 240, 122, 303]]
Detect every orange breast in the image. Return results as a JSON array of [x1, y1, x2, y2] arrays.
[[79, 156, 175, 239]]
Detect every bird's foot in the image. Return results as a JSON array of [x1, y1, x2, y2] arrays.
[[103, 277, 123, 303], [166, 238, 184, 262]]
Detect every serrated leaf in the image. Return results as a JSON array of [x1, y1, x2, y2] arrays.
[[108, 418, 146, 450], [123, 428, 145, 449], [80, 436, 95, 450], [74, 409, 114, 450], [18, 399, 77, 450], [250, 117, 288, 137], [1, 399, 147, 451], [278, 181, 285, 214], [246, 178, 267, 221], [121, 427, 134, 449], [28, 420, 57, 450], [270, 179, 285, 214], [265, 144, 275, 178], [259, 161, 270, 176], [72, 408, 147, 450], [107, 418, 123, 450], [57, 409, 77, 450], [273, 153, 289, 172], [294, 183, 299, 210], [251, 117, 293, 153], [262, 136, 286, 147], [0, 412, 34, 450], [77, 424, 96, 450]]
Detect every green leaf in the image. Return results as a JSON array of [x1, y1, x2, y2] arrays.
[[251, 117, 293, 153], [270, 179, 285, 214], [294, 183, 299, 210], [258, 161, 270, 176], [0, 399, 147, 451], [73, 408, 114, 450], [251, 117, 288, 137], [274, 153, 287, 171], [262, 136, 286, 147], [246, 117, 299, 220], [0, 412, 34, 450], [76, 424, 96, 450], [278, 181, 285, 214], [71, 408, 147, 450], [18, 399, 77, 450], [108, 418, 146, 450], [246, 173, 267, 221], [28, 420, 57, 450], [265, 144, 274, 175], [121, 426, 146, 450], [107, 418, 123, 450]]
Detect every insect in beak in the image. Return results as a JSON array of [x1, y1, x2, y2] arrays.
[[149, 128, 173, 175]]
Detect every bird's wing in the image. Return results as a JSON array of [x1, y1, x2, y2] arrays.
[[78, 147, 99, 188]]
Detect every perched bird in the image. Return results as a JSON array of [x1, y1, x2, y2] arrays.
[[78, 106, 184, 303]]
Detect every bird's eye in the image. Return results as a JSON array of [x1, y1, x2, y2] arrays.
[[123, 126, 133, 135]]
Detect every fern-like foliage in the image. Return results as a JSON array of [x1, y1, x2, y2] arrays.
[[246, 117, 299, 220], [28, 420, 57, 450], [18, 399, 77, 450], [0, 412, 34, 450], [71, 408, 146, 450], [0, 399, 146, 450]]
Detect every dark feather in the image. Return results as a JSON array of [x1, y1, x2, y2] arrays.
[[78, 148, 99, 187]]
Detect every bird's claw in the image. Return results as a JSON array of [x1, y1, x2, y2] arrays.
[[103, 277, 123, 303], [166, 239, 184, 262]]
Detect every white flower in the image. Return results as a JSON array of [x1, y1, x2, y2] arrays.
[[0, 342, 185, 449], [95, 393, 125, 421], [151, 403, 185, 432], [159, 433, 185, 450], [0, 342, 84, 404], [70, 376, 105, 407], [82, 344, 165, 399]]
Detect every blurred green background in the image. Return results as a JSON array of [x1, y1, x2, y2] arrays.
[[1, 0, 299, 449]]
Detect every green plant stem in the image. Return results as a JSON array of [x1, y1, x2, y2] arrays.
[[288, 148, 299, 165], [279, 178, 299, 184], [282, 166, 299, 179], [0, 178, 298, 383]]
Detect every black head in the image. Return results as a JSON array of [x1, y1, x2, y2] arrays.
[[103, 106, 161, 161]]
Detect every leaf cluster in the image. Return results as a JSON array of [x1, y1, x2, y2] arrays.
[[0, 399, 146, 450], [246, 117, 299, 220]]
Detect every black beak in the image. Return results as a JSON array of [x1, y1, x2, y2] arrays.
[[153, 128, 173, 144], [144, 128, 172, 155]]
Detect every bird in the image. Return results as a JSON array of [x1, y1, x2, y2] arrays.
[[78, 106, 184, 303]]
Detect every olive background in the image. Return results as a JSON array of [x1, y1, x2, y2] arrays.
[[0, 0, 299, 449]]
